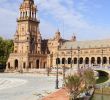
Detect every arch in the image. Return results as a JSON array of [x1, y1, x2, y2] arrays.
[[85, 57, 89, 64], [43, 62, 46, 68], [97, 57, 101, 64], [91, 57, 95, 64], [103, 57, 107, 64], [8, 62, 10, 69], [36, 60, 39, 69], [79, 57, 83, 64], [23, 62, 26, 69], [56, 58, 60, 64], [15, 59, 18, 69], [68, 58, 71, 64], [29, 62, 31, 68], [109, 57, 110, 64], [74, 58, 77, 64], [62, 58, 66, 64]]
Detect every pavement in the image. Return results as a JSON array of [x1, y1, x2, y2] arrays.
[[0, 73, 63, 100], [42, 88, 69, 100]]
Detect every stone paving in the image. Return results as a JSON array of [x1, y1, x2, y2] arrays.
[[0, 73, 62, 100]]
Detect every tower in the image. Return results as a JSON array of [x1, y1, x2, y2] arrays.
[[15, 0, 41, 54], [6, 0, 46, 72]]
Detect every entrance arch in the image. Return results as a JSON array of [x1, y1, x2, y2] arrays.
[[8, 62, 10, 69], [15, 59, 18, 69], [36, 60, 39, 69]]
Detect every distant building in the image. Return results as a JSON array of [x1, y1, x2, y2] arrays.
[[6, 0, 110, 72]]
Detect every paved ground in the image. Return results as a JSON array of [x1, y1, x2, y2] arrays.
[[0, 73, 62, 100]]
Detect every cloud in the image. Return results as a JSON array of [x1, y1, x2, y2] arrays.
[[0, 0, 110, 41]]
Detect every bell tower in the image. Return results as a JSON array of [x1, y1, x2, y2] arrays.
[[14, 0, 41, 54], [6, 0, 46, 72]]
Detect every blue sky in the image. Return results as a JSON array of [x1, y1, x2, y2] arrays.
[[0, 0, 110, 40]]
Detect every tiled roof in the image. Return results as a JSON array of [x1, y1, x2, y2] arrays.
[[60, 39, 110, 49]]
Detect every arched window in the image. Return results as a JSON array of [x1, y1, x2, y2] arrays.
[[97, 57, 101, 64], [74, 58, 77, 64], [79, 57, 83, 64], [85, 57, 89, 64], [62, 58, 66, 64], [68, 58, 71, 64]]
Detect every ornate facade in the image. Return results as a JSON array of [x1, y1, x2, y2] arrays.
[[6, 0, 47, 71], [6, 0, 110, 72]]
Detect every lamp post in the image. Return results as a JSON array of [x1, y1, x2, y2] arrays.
[[55, 47, 59, 89], [101, 85, 104, 100], [77, 46, 80, 70], [70, 47, 72, 68], [101, 48, 104, 67], [62, 56, 66, 87]]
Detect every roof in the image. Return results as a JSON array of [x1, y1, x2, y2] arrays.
[[60, 39, 110, 50]]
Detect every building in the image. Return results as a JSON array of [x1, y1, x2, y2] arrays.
[[6, 0, 47, 71], [6, 0, 110, 72]]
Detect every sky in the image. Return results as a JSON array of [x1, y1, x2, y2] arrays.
[[0, 0, 110, 41]]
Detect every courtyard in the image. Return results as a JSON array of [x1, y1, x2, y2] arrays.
[[0, 73, 62, 100]]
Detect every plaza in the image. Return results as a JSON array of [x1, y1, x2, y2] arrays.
[[0, 73, 62, 100], [1, 0, 110, 100]]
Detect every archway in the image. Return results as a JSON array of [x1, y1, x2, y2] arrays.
[[79, 57, 83, 64], [23, 62, 26, 69], [103, 57, 107, 64], [8, 62, 10, 69], [85, 57, 89, 64], [68, 58, 71, 64], [15, 59, 18, 69], [36, 60, 39, 69], [109, 57, 110, 64], [74, 58, 77, 64], [43, 62, 46, 68], [91, 57, 95, 64], [29, 62, 31, 68], [56, 58, 60, 64], [97, 57, 101, 64], [62, 58, 66, 64]]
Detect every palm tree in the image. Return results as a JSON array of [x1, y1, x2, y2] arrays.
[[65, 74, 84, 100]]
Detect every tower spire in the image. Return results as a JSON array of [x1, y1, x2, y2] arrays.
[[18, 0, 38, 22]]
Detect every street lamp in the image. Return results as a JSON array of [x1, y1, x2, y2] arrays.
[[55, 47, 59, 89], [70, 47, 73, 68], [62, 56, 66, 87], [101, 47, 104, 67], [101, 84, 104, 100]]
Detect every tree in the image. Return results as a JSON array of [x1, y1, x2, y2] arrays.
[[83, 68, 96, 93], [65, 68, 96, 100], [65, 74, 84, 100], [0, 36, 13, 65]]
